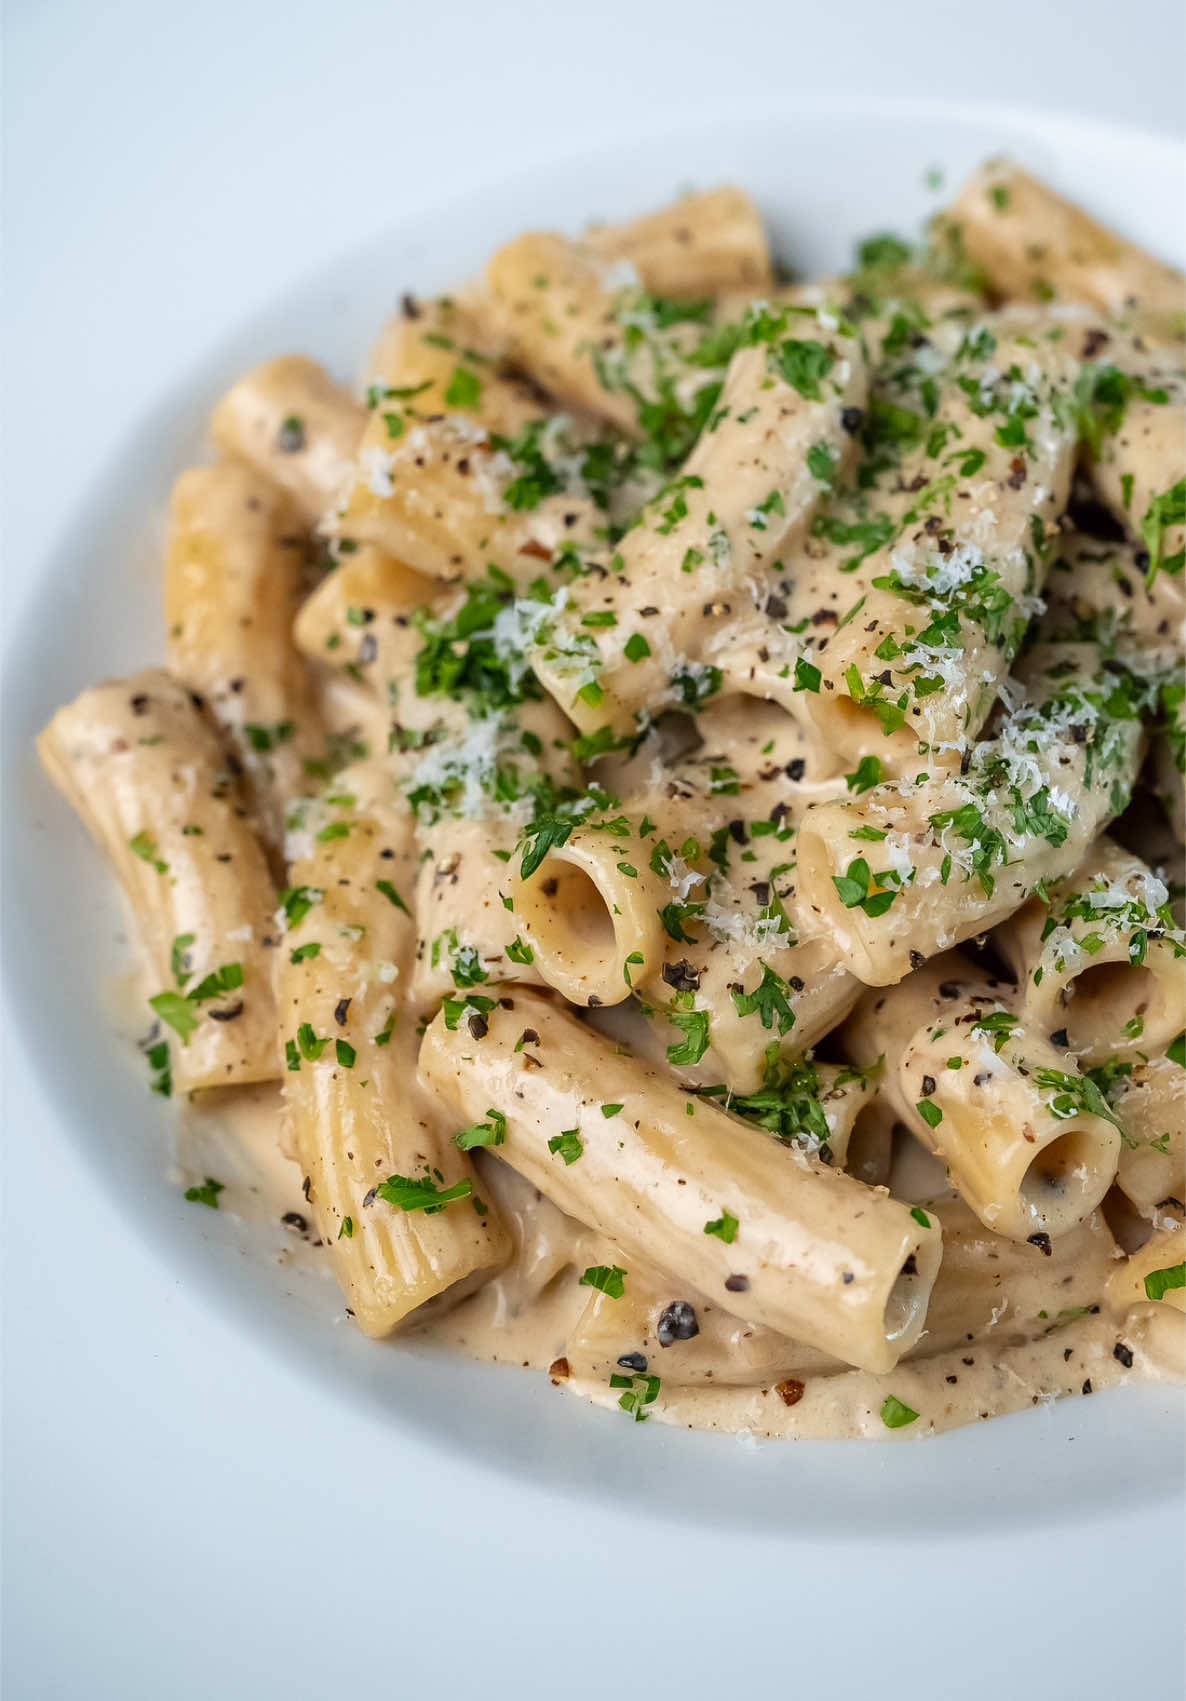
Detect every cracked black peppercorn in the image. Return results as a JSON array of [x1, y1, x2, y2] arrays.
[[657, 1301, 700, 1347]]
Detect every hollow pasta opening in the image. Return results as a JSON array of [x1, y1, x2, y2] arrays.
[[1062, 962, 1158, 1054], [882, 1231, 939, 1347], [844, 1103, 894, 1188], [1019, 1126, 1107, 1231], [518, 858, 623, 1005]]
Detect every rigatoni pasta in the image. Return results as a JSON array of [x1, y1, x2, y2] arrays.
[[39, 670, 281, 1092], [39, 162, 1185, 1440]]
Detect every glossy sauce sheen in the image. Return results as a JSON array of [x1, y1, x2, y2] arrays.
[[198, 1088, 1183, 1440]]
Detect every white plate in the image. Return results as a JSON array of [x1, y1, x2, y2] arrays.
[[4, 102, 1183, 1543]]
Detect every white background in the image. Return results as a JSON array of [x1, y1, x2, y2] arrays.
[[4, 4, 1184, 1697]]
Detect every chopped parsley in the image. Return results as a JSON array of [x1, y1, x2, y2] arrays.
[[376, 1170, 473, 1214], [880, 1395, 919, 1429], [580, 1264, 626, 1299], [704, 1209, 738, 1244], [454, 1109, 508, 1151], [1144, 1263, 1185, 1303], [547, 1129, 584, 1165], [184, 1176, 225, 1210]]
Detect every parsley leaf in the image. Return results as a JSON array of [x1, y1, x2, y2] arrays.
[[580, 1264, 626, 1299], [704, 1209, 739, 1243], [880, 1395, 919, 1429], [376, 1171, 473, 1214]]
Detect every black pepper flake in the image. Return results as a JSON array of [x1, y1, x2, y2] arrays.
[[333, 997, 351, 1026], [765, 595, 788, 620], [208, 1001, 244, 1022], [945, 1375, 958, 1385], [727, 818, 747, 845], [841, 406, 865, 435], [921, 1075, 936, 1096], [841, 1271, 854, 1284], [786, 758, 806, 781], [301, 1175, 312, 1201], [281, 1211, 308, 1234], [468, 1012, 489, 1040], [1027, 1232, 1053, 1257], [1081, 1379, 1092, 1395], [130, 693, 149, 715], [617, 1352, 648, 1372], [657, 1300, 700, 1347], [902, 1255, 918, 1277], [662, 959, 701, 994], [939, 981, 962, 999], [1050, 1028, 1069, 1048], [724, 1274, 750, 1293], [909, 950, 925, 969], [1113, 1341, 1134, 1369], [520, 1028, 540, 1047], [362, 1188, 377, 1208], [401, 292, 422, 319]]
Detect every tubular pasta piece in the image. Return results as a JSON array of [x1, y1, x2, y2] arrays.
[[277, 765, 510, 1333], [995, 838, 1185, 1066], [166, 463, 322, 852], [795, 642, 1148, 986], [938, 159, 1185, 318], [847, 954, 1122, 1241], [211, 356, 366, 523], [38, 669, 280, 1091], [420, 989, 941, 1373]]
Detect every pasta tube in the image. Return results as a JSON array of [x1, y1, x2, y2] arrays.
[[785, 310, 1079, 775], [1041, 532, 1183, 664], [165, 463, 321, 851], [565, 1196, 1115, 1389], [847, 955, 1123, 1240], [995, 839, 1186, 1066], [293, 542, 443, 703], [1105, 1219, 1185, 1314], [485, 232, 737, 441], [510, 759, 858, 1090], [420, 989, 941, 1373], [365, 295, 514, 401], [938, 159, 1185, 317], [795, 642, 1149, 985], [333, 311, 605, 577], [531, 301, 868, 734], [1112, 1056, 1186, 1214], [277, 767, 510, 1334], [1152, 669, 1186, 842], [38, 669, 280, 1091], [584, 186, 773, 299], [411, 816, 549, 1010], [1085, 362, 1185, 596], [211, 356, 365, 522]]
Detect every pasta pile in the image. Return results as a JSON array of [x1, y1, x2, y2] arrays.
[[40, 162, 1186, 1437]]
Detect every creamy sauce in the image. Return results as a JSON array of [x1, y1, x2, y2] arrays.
[[415, 1158, 1183, 1439], [112, 909, 1184, 1442]]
